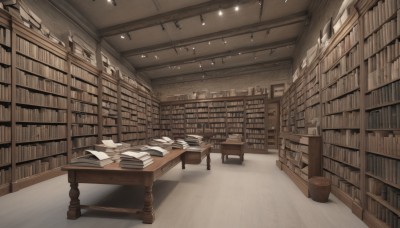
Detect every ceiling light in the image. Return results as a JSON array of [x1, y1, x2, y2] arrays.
[[174, 21, 182, 30], [221, 58, 225, 64], [200, 15, 205, 26], [250, 33, 254, 42], [211, 59, 215, 66], [192, 47, 196, 50], [202, 74, 205, 79], [177, 66, 181, 70], [222, 38, 227, 45], [218, 10, 223, 16], [199, 63, 202, 68], [154, 55, 159, 60], [140, 54, 147, 58], [208, 41, 211, 45], [120, 35, 125, 39], [238, 52, 242, 55], [234, 6, 239, 11], [160, 23, 165, 31]]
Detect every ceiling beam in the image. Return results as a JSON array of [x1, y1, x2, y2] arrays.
[[99, 0, 256, 38], [150, 58, 292, 85], [122, 11, 308, 57], [136, 38, 296, 72]]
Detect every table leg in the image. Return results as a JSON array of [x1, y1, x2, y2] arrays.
[[181, 154, 186, 170], [67, 182, 81, 219], [142, 185, 155, 224], [221, 153, 224, 163], [240, 154, 244, 163], [207, 152, 211, 170]]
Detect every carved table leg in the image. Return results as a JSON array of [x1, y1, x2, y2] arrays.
[[67, 182, 81, 219], [181, 154, 186, 169], [142, 185, 155, 224], [207, 153, 211, 170], [221, 153, 224, 163]]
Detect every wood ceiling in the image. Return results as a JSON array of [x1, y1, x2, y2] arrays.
[[50, 0, 312, 84]]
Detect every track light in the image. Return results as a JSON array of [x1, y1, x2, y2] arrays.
[[222, 38, 227, 45], [107, 0, 116, 6], [120, 34, 125, 39], [126, 32, 131, 40], [154, 55, 159, 60], [218, 9, 223, 16], [250, 33, 254, 42], [160, 23, 165, 31], [199, 63, 202, 68], [140, 54, 147, 58], [208, 41, 211, 45], [211, 59, 215, 66], [200, 15, 205, 26], [174, 21, 182, 30], [234, 5, 239, 11]]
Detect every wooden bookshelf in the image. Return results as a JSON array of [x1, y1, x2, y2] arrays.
[[277, 132, 322, 197], [160, 96, 280, 152], [101, 73, 119, 142]]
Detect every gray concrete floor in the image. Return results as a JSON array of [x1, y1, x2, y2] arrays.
[[0, 152, 367, 228]]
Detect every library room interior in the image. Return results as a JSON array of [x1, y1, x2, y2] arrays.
[[0, 0, 399, 227]]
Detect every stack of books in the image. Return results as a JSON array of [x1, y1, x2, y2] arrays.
[[140, 145, 169, 157], [185, 134, 204, 146], [148, 136, 174, 151], [120, 151, 153, 169], [226, 134, 243, 142], [70, 150, 113, 168], [172, 139, 189, 149], [94, 140, 131, 162]]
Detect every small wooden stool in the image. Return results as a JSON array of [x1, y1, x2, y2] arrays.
[[308, 176, 331, 202]]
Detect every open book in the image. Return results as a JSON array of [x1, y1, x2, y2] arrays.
[[140, 145, 169, 157], [70, 150, 113, 167], [120, 151, 154, 169]]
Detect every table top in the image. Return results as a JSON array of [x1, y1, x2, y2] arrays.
[[221, 141, 245, 145], [62, 149, 185, 173]]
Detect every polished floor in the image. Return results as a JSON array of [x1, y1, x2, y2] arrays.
[[0, 152, 367, 228]]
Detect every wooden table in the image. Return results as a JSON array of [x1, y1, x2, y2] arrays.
[[62, 149, 185, 224], [220, 141, 245, 163], [181, 144, 212, 170], [62, 148, 211, 224]]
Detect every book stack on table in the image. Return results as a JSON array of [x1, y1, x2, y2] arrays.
[[119, 151, 153, 169]]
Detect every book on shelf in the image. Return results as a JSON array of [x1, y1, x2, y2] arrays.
[[70, 150, 113, 167], [120, 151, 153, 169], [140, 145, 169, 157]]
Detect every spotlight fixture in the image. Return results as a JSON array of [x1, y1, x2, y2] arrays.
[[174, 21, 182, 30], [238, 52, 242, 55], [221, 57, 225, 64], [234, 5, 239, 11], [211, 59, 215, 66], [107, 0, 116, 6], [177, 66, 181, 70], [208, 41, 211, 45], [160, 23, 166, 31], [154, 55, 159, 60], [222, 38, 227, 45], [120, 34, 125, 39], [250, 33, 254, 42], [218, 9, 223, 16], [126, 32, 132, 40], [202, 74, 205, 79], [140, 54, 147, 58], [200, 14, 205, 26], [199, 63, 202, 68]]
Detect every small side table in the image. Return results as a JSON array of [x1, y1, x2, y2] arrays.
[[220, 141, 245, 164]]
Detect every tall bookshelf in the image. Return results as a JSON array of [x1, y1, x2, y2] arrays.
[[101, 73, 119, 142], [69, 56, 99, 158], [12, 20, 69, 191], [362, 0, 400, 227], [245, 98, 266, 150], [151, 98, 161, 138], [119, 77, 138, 144], [208, 101, 227, 149], [266, 101, 279, 149], [321, 18, 362, 211], [136, 93, 147, 145], [0, 11, 11, 196]]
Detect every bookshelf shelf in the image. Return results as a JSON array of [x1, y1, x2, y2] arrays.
[[16, 102, 67, 110], [16, 137, 67, 144], [15, 50, 68, 73], [366, 192, 400, 217], [366, 172, 400, 190], [366, 150, 400, 160]]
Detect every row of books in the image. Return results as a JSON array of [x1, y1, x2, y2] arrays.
[[323, 130, 360, 149], [247, 143, 265, 149], [322, 111, 360, 128], [324, 170, 361, 200], [72, 136, 97, 149], [323, 157, 360, 187], [367, 154, 400, 185], [323, 91, 359, 115], [0, 66, 10, 84], [15, 140, 66, 163], [121, 119, 136, 126], [0, 26, 10, 47], [0, 46, 10, 65], [0, 104, 10, 121], [70, 64, 98, 85], [323, 143, 360, 167], [16, 107, 66, 123], [17, 87, 67, 109], [321, 69, 359, 102], [305, 93, 319, 108], [16, 37, 66, 70], [246, 123, 264, 128], [247, 113, 264, 118], [247, 119, 264, 124], [364, 18, 399, 59], [71, 101, 97, 114], [366, 132, 400, 156], [15, 125, 66, 142], [227, 118, 244, 122], [227, 107, 244, 112], [367, 197, 399, 228], [71, 90, 98, 104], [16, 56, 67, 85], [367, 79, 400, 108], [246, 107, 264, 113], [103, 117, 116, 126], [209, 113, 225, 118], [209, 108, 226, 113], [0, 84, 10, 101], [72, 113, 98, 124], [103, 93, 118, 103], [325, 46, 360, 88], [0, 126, 10, 143], [71, 77, 97, 95], [16, 70, 67, 96], [368, 177, 400, 211], [367, 103, 400, 129], [72, 125, 98, 136], [15, 155, 67, 180], [102, 80, 118, 92], [0, 146, 11, 165], [367, 41, 400, 91], [186, 108, 208, 113], [209, 123, 225, 128], [103, 127, 117, 134], [321, 24, 359, 72], [363, 0, 399, 36], [0, 168, 11, 185], [246, 138, 265, 144]]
